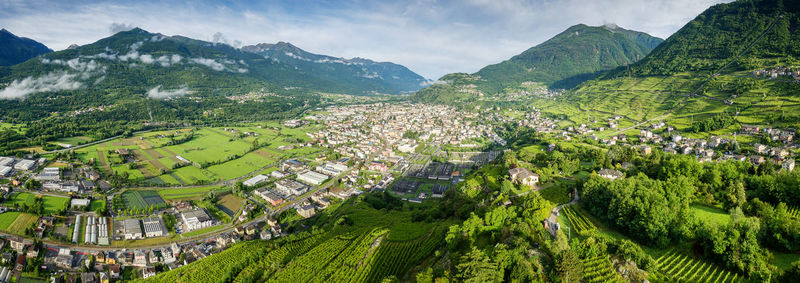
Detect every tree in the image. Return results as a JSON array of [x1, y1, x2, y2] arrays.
[[456, 247, 503, 282], [555, 249, 583, 282]]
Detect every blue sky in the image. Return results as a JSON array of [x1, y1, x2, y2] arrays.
[[0, 0, 731, 79]]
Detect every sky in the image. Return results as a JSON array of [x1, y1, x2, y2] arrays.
[[0, 0, 732, 79]]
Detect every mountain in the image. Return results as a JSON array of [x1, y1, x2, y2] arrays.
[[413, 24, 662, 105], [242, 42, 429, 93], [622, 0, 800, 76], [475, 24, 663, 92], [0, 29, 53, 66], [546, 0, 800, 134]]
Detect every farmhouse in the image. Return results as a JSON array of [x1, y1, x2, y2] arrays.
[[243, 174, 270, 187], [297, 171, 328, 186], [142, 217, 167, 238], [508, 167, 539, 187], [598, 169, 624, 180], [123, 219, 143, 240], [181, 209, 213, 232]]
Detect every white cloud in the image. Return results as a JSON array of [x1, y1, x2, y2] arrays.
[[147, 85, 189, 99], [0, 72, 83, 99], [189, 58, 226, 71]]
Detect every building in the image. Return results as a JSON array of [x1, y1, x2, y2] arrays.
[[297, 171, 328, 186], [123, 219, 143, 240], [508, 167, 539, 187], [243, 174, 270, 187], [34, 167, 60, 181], [13, 159, 35, 171], [598, 169, 624, 180], [270, 170, 289, 179], [142, 217, 167, 238], [274, 179, 308, 197], [281, 160, 305, 173], [783, 159, 795, 171], [296, 203, 315, 218], [0, 157, 14, 167], [0, 166, 11, 177], [181, 209, 213, 232], [255, 188, 283, 206], [71, 198, 91, 208]]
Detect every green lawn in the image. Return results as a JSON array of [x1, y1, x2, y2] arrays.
[[89, 199, 106, 212], [0, 212, 22, 230], [690, 205, 731, 226], [3, 192, 69, 215], [538, 184, 571, 205]]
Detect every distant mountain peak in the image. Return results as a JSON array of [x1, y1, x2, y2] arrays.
[[0, 28, 53, 66]]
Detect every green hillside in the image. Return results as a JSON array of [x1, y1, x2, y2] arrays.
[[550, 0, 800, 136], [476, 24, 663, 92]]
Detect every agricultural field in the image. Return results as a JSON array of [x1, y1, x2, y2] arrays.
[[145, 197, 450, 282], [121, 190, 166, 210], [2, 192, 70, 215], [217, 194, 245, 217], [73, 124, 321, 185], [582, 255, 623, 283], [561, 205, 596, 235], [158, 186, 229, 201], [0, 212, 39, 235], [655, 250, 744, 283]]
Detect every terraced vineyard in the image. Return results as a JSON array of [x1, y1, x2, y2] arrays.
[[582, 255, 623, 283], [562, 205, 596, 234], [655, 250, 745, 283]]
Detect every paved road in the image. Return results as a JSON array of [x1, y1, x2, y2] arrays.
[[546, 188, 579, 238]]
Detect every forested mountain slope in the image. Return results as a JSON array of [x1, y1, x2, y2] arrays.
[[0, 29, 52, 66]]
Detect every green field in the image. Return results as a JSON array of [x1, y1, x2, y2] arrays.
[[89, 199, 106, 212], [158, 186, 229, 201], [74, 125, 319, 185], [0, 212, 39, 235], [3, 192, 70, 215], [121, 190, 166, 210], [690, 205, 731, 226]]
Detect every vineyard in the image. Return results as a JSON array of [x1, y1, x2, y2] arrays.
[[562, 205, 596, 234], [789, 206, 800, 218], [140, 240, 276, 283], [581, 255, 623, 283], [655, 250, 744, 283]]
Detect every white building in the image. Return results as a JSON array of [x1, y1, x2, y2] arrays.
[[243, 174, 270, 187], [142, 217, 167, 238], [13, 159, 35, 171], [0, 166, 11, 177], [297, 171, 329, 186], [123, 219, 143, 240], [70, 198, 90, 208], [181, 209, 213, 232], [275, 179, 308, 197]]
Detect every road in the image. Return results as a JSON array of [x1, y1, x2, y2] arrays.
[[546, 188, 579, 238]]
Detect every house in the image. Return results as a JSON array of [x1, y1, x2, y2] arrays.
[[508, 167, 539, 187], [297, 170, 328, 186], [142, 217, 167, 238], [598, 169, 623, 180], [142, 266, 157, 278], [181, 209, 214, 232], [123, 219, 143, 240], [281, 160, 305, 173], [783, 159, 795, 171], [81, 272, 96, 283], [754, 143, 767, 154], [296, 203, 316, 218], [750, 155, 765, 165]]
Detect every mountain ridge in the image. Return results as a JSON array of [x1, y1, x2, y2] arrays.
[[0, 28, 53, 66]]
